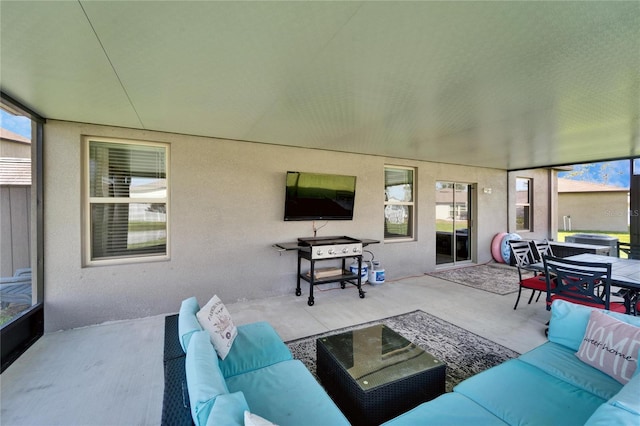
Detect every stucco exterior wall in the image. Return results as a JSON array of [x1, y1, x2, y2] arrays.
[[558, 192, 629, 232], [44, 120, 508, 331]]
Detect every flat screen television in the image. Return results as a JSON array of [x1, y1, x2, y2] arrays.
[[284, 171, 356, 221]]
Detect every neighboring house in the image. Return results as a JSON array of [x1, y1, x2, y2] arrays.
[[557, 178, 629, 233], [0, 127, 30, 158], [0, 128, 32, 278]]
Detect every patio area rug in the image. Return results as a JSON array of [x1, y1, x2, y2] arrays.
[[286, 310, 519, 393], [427, 263, 533, 295]]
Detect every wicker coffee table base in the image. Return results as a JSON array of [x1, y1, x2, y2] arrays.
[[317, 339, 446, 426]]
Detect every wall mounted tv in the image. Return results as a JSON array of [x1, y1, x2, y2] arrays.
[[284, 171, 357, 221]]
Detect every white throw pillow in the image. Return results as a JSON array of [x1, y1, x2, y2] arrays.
[[576, 310, 640, 384], [244, 410, 278, 426], [196, 295, 238, 360]]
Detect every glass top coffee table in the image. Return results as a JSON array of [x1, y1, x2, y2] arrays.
[[316, 324, 446, 426]]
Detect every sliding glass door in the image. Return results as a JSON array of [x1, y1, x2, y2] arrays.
[[436, 182, 473, 266]]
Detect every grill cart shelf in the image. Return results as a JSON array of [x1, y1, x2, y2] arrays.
[[274, 236, 379, 306], [297, 250, 363, 306]]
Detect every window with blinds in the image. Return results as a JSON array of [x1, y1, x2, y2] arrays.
[[84, 137, 169, 265]]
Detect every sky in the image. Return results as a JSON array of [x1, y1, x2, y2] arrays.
[[0, 109, 31, 138], [1, 109, 636, 187], [557, 160, 632, 188]]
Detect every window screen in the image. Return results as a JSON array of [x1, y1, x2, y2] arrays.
[[85, 138, 169, 264]]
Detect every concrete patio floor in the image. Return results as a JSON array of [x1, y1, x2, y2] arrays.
[[1, 272, 550, 425]]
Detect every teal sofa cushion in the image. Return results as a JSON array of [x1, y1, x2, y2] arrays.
[[205, 391, 249, 426], [186, 331, 229, 426], [380, 392, 508, 425], [548, 299, 593, 351], [219, 321, 293, 378], [586, 373, 640, 424], [179, 297, 202, 352], [226, 359, 350, 426], [584, 400, 640, 425], [548, 300, 640, 352], [611, 372, 640, 415], [518, 342, 622, 400], [454, 359, 607, 425]]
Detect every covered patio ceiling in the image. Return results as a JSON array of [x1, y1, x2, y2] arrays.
[[1, 1, 638, 170]]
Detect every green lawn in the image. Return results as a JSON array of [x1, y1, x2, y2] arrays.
[[129, 221, 166, 232], [436, 219, 468, 232]]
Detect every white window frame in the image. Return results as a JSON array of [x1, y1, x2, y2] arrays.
[[82, 136, 170, 266], [515, 177, 532, 231], [384, 165, 416, 242]]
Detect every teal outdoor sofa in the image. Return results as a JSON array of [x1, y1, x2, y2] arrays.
[[162, 297, 349, 426], [164, 298, 640, 426], [382, 299, 640, 426]]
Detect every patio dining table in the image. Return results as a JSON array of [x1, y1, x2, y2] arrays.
[[530, 253, 640, 290], [529, 253, 640, 314]]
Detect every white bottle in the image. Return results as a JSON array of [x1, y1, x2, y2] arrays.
[[368, 261, 385, 285], [350, 260, 368, 283]]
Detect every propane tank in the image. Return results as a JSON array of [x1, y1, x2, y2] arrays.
[[350, 260, 368, 283], [368, 260, 385, 285]]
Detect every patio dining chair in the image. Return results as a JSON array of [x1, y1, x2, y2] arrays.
[[617, 242, 640, 260], [508, 240, 549, 310], [614, 242, 640, 315], [542, 255, 626, 313], [532, 239, 554, 261]]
